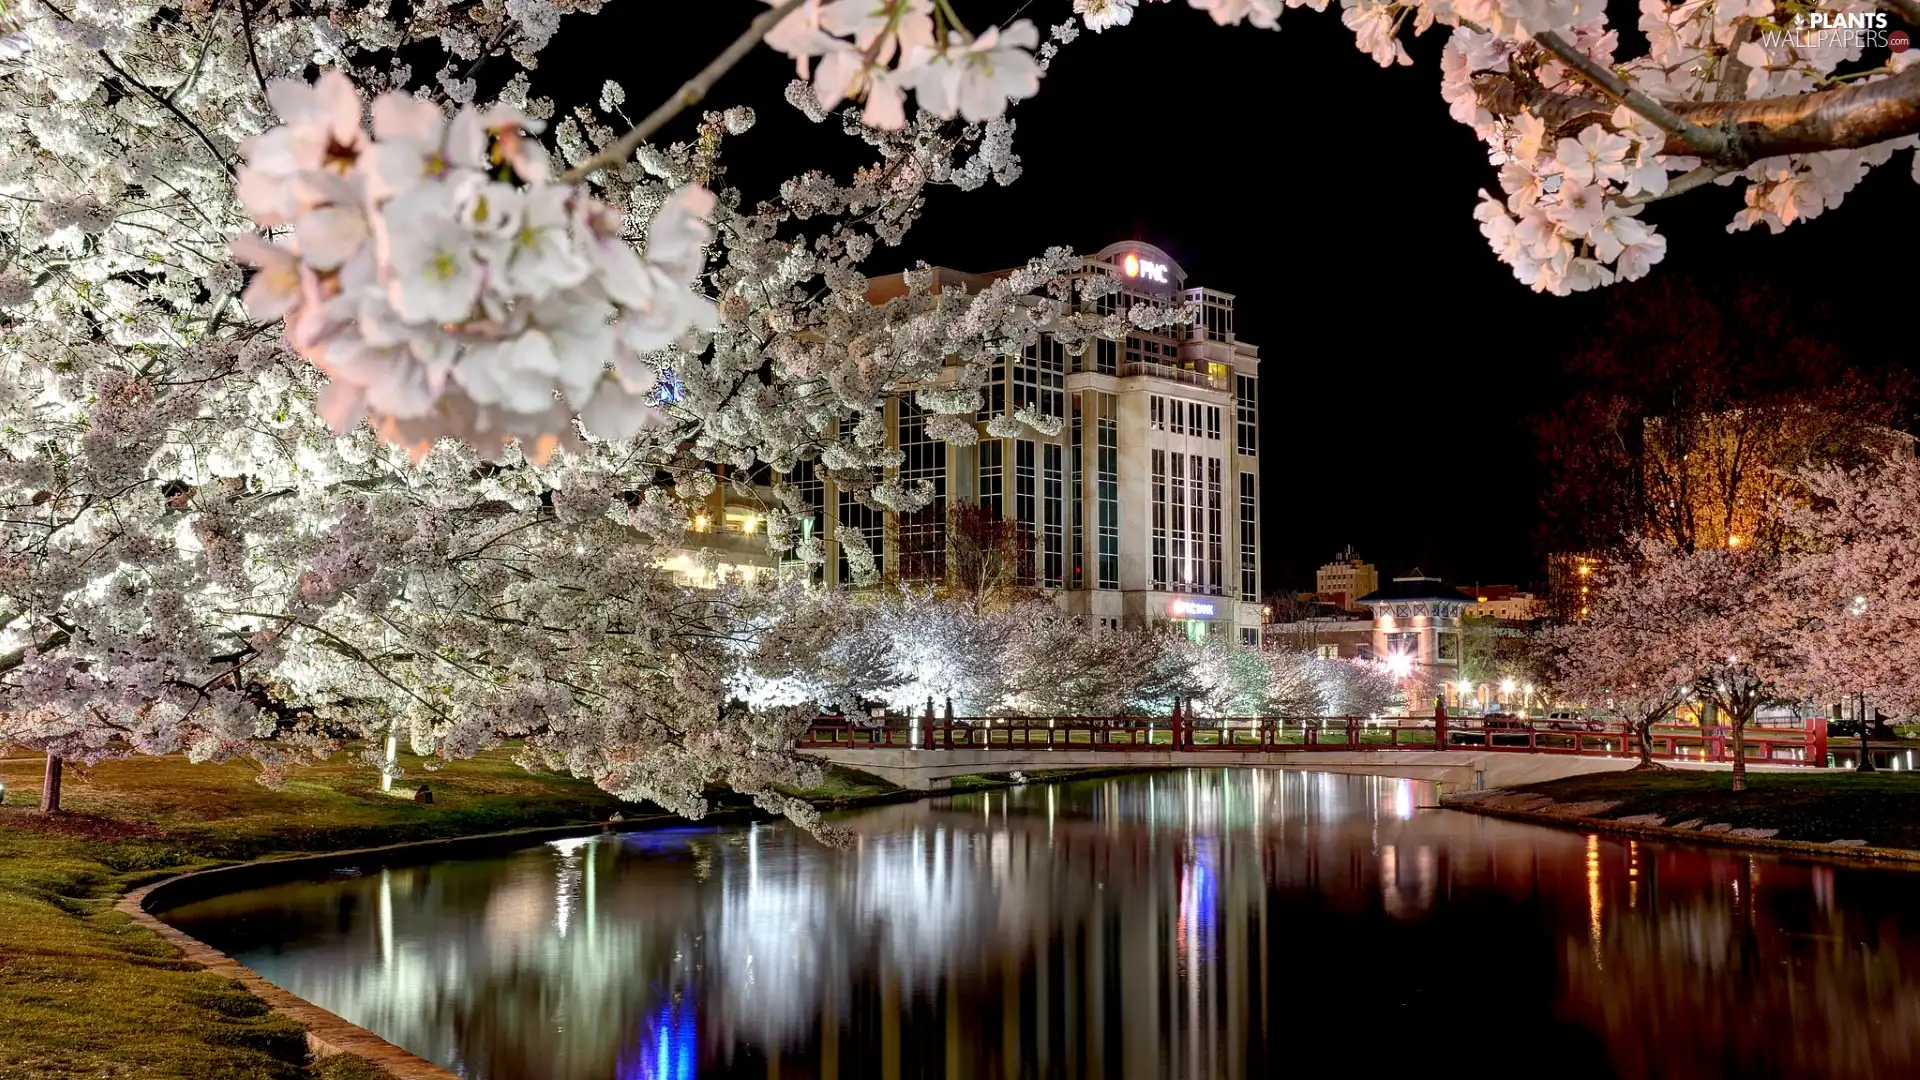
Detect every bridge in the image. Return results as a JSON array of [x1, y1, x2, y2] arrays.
[[799, 711, 1831, 792]]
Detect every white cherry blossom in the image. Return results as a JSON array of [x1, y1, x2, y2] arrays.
[[908, 21, 1044, 123]]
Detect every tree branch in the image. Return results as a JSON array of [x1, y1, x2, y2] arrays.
[[558, 0, 807, 184], [1717, 21, 1757, 104], [43, 0, 238, 177], [1532, 30, 1729, 157], [1480, 63, 1920, 171]]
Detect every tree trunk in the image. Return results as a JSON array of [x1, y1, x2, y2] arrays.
[[1630, 719, 1668, 770], [39, 754, 62, 813], [1730, 720, 1747, 793]]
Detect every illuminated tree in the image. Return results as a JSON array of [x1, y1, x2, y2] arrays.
[[1576, 540, 1798, 789], [6, 0, 1915, 819], [1535, 278, 1913, 557], [1547, 560, 1694, 768]]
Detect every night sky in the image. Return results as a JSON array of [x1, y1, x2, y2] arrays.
[[548, 1, 1913, 594]]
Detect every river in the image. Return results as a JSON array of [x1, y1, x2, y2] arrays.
[[162, 769, 1920, 1079]]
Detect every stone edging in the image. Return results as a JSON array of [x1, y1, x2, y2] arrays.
[[1443, 795, 1920, 866], [115, 814, 715, 1079]]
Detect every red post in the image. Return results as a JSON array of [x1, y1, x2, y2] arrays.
[[1809, 714, 1829, 767], [1433, 698, 1449, 751], [1172, 701, 1185, 750]]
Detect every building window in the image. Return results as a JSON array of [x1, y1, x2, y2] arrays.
[[1170, 398, 1185, 436], [1317, 644, 1339, 660], [1097, 393, 1119, 590], [898, 399, 946, 584], [1043, 443, 1064, 588], [1239, 471, 1258, 602], [1187, 453, 1207, 592], [1071, 395, 1084, 589], [1206, 406, 1221, 441], [981, 357, 1006, 420], [1149, 395, 1164, 431], [1015, 339, 1066, 420], [980, 438, 1004, 518], [838, 488, 883, 584], [1189, 402, 1203, 436], [1207, 456, 1223, 595], [1236, 375, 1258, 457], [1096, 338, 1118, 376], [1151, 448, 1168, 590], [1015, 439, 1036, 586], [783, 459, 824, 586], [1240, 628, 1260, 647], [1170, 453, 1187, 588]]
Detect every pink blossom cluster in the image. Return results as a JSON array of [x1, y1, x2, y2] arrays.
[[233, 73, 718, 460]]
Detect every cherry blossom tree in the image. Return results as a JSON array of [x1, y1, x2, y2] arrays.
[[3, 0, 1910, 819], [1777, 453, 1920, 724], [1547, 558, 1696, 768], [1576, 540, 1800, 789]]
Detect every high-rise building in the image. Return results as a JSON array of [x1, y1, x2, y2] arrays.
[[1546, 552, 1601, 620], [661, 241, 1264, 646], [1316, 547, 1379, 613]]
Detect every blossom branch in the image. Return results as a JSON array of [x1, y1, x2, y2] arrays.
[[1530, 30, 1729, 157], [1479, 62, 1920, 169], [559, 0, 808, 183]]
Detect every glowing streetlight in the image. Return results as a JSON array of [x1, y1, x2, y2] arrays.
[[1385, 652, 1413, 678], [1500, 678, 1516, 695]]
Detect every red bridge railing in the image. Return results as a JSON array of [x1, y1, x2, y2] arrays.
[[797, 712, 1831, 767]]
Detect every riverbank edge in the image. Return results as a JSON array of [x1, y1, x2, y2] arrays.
[[1440, 792, 1920, 867], [114, 764, 1161, 1078]]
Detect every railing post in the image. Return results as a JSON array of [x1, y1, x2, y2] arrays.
[[1434, 698, 1448, 752], [1172, 701, 1185, 751], [1810, 714, 1829, 768]]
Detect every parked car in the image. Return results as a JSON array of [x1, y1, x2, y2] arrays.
[[1481, 713, 1532, 731], [1545, 710, 1604, 731]]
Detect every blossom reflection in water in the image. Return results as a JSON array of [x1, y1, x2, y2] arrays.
[[164, 769, 1920, 1079]]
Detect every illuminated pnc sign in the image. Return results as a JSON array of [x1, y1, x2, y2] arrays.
[[1122, 252, 1169, 284], [1169, 599, 1216, 618]]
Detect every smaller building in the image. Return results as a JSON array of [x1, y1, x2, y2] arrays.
[[1262, 614, 1374, 659], [1355, 571, 1477, 708], [1463, 585, 1545, 622], [1316, 547, 1379, 613]]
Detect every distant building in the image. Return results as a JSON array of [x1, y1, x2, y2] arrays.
[[1316, 547, 1379, 613], [660, 240, 1265, 646], [1262, 613, 1374, 659], [1463, 585, 1545, 621]]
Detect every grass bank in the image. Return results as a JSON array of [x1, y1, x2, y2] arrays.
[[0, 748, 914, 1079], [1449, 769, 1920, 854]]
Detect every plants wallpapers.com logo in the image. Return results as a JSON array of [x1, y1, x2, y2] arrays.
[[1759, 10, 1911, 51]]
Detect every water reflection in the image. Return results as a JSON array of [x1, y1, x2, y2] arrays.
[[164, 770, 1920, 1079]]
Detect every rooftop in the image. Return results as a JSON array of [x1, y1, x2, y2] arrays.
[[1354, 571, 1477, 605]]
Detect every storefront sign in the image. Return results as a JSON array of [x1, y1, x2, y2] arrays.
[[1123, 253, 1168, 284], [1170, 599, 1216, 618]]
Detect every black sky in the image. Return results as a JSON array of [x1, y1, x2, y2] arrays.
[[547, 1, 1913, 594]]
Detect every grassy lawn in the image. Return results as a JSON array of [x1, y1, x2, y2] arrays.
[[0, 748, 900, 1079], [1496, 769, 1920, 850]]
